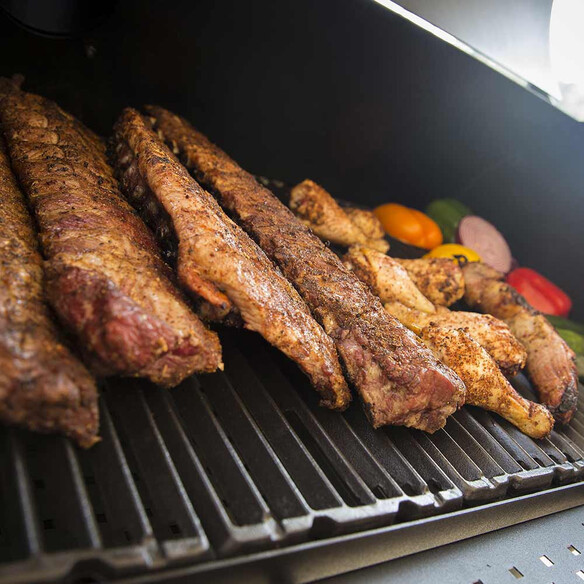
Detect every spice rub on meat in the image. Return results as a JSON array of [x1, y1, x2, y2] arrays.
[[0, 79, 222, 388], [113, 108, 350, 410], [0, 136, 99, 447], [463, 262, 578, 424], [146, 105, 466, 431]]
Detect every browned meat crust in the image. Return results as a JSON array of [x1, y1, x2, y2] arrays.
[[397, 258, 465, 307], [344, 246, 435, 313], [463, 262, 578, 424], [146, 105, 466, 431], [289, 179, 389, 252], [0, 138, 99, 447], [344, 207, 386, 240], [344, 246, 526, 376], [112, 109, 350, 410], [0, 80, 222, 387], [421, 324, 553, 439]]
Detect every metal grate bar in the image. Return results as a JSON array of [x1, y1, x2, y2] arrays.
[[105, 383, 209, 564], [169, 377, 271, 527], [200, 366, 310, 520], [79, 399, 154, 550], [219, 340, 344, 511], [0, 429, 41, 562]]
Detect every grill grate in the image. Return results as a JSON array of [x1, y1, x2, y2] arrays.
[[1, 327, 584, 584]]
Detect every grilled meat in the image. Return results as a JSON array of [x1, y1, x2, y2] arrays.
[[385, 301, 526, 376], [421, 324, 553, 438], [0, 79, 222, 387], [344, 207, 386, 240], [113, 109, 350, 410], [463, 262, 578, 423], [344, 245, 435, 313], [0, 138, 99, 447], [343, 245, 526, 375], [289, 179, 389, 252], [397, 258, 465, 307], [147, 105, 466, 432]]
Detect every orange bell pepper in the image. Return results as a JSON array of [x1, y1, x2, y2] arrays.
[[374, 203, 443, 249]]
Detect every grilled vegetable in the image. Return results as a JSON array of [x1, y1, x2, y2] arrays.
[[546, 315, 584, 336], [374, 203, 443, 249], [424, 243, 481, 265], [507, 267, 572, 317], [555, 328, 584, 356], [456, 215, 512, 273], [553, 328, 584, 381], [425, 198, 472, 243]]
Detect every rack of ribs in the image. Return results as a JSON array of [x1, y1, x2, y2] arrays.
[[0, 79, 222, 387], [0, 137, 99, 447], [145, 105, 466, 432], [112, 108, 350, 410]]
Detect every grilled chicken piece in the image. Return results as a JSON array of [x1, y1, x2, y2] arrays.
[[289, 179, 389, 252], [397, 258, 465, 307], [344, 245, 435, 313], [344, 207, 386, 240], [0, 137, 99, 447], [385, 301, 526, 376], [421, 324, 553, 438], [463, 262, 578, 423], [113, 109, 350, 410], [148, 105, 466, 432], [342, 245, 526, 376], [0, 79, 221, 387]]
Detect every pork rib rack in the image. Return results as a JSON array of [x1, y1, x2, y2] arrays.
[[146, 105, 465, 431], [0, 80, 222, 388]]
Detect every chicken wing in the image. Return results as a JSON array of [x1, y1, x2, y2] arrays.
[[343, 246, 526, 376], [397, 257, 465, 307], [344, 207, 386, 240], [463, 262, 578, 423], [421, 324, 553, 438], [289, 179, 389, 252], [385, 301, 526, 376], [344, 245, 435, 313]]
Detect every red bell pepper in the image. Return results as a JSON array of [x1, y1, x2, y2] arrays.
[[506, 267, 572, 317]]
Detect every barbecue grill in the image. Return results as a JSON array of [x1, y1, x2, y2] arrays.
[[1, 0, 584, 582]]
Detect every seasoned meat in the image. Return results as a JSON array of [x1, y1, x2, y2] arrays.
[[397, 258, 465, 307], [113, 109, 350, 410], [289, 179, 389, 252], [344, 245, 435, 313], [385, 301, 527, 377], [0, 137, 99, 447], [463, 262, 578, 423], [147, 105, 466, 432], [341, 245, 525, 376], [421, 324, 553, 439], [0, 79, 222, 387], [344, 207, 386, 240]]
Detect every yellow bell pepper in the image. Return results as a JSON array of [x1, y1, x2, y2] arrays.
[[424, 243, 481, 264]]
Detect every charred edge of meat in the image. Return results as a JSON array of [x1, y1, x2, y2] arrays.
[[548, 377, 578, 425], [111, 138, 179, 266]]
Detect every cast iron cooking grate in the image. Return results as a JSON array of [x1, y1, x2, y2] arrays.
[[1, 327, 584, 583]]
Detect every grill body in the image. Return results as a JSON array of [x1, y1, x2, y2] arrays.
[[1, 0, 584, 581]]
